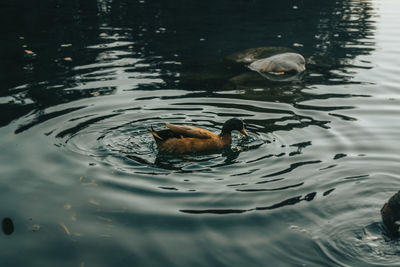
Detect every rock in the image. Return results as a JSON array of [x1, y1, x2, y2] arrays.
[[2, 217, 14, 235], [28, 224, 41, 232], [182, 46, 304, 88], [249, 52, 306, 74], [381, 191, 400, 236], [225, 46, 294, 64]]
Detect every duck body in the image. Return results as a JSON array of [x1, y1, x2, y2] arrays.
[[149, 118, 248, 154]]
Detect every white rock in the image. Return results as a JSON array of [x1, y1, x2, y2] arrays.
[[249, 52, 306, 74]]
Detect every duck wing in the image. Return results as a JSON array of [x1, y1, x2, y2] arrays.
[[165, 123, 215, 139]]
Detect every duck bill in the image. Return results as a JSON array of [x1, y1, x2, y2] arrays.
[[240, 128, 249, 137]]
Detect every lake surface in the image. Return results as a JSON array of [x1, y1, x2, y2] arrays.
[[1, 0, 400, 266]]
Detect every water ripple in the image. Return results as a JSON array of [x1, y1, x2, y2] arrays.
[[3, 0, 400, 266]]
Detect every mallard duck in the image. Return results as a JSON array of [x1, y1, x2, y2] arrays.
[[148, 118, 248, 154]]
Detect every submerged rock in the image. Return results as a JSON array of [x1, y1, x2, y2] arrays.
[[249, 52, 306, 74], [181, 46, 305, 89], [381, 191, 400, 236], [225, 47, 306, 84], [225, 46, 294, 64], [2, 217, 14, 235], [224, 70, 303, 90]]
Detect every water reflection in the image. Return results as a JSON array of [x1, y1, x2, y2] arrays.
[[1, 0, 377, 129], [180, 191, 318, 214]]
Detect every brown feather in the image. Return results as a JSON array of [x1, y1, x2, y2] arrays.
[[156, 134, 231, 154], [165, 123, 215, 139], [148, 129, 163, 140], [149, 118, 247, 154]]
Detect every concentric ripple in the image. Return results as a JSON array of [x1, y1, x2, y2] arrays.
[[315, 219, 400, 266], [54, 107, 274, 174], [42, 89, 353, 219]]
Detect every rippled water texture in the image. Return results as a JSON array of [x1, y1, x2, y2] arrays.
[[1, 0, 400, 266]]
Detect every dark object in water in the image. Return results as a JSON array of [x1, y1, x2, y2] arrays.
[[2, 217, 14, 235], [381, 191, 400, 236]]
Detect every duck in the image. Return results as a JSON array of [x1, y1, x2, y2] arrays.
[[148, 118, 248, 154]]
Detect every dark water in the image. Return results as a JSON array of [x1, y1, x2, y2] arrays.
[[1, 0, 400, 266]]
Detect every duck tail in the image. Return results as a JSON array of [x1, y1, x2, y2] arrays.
[[148, 126, 163, 140]]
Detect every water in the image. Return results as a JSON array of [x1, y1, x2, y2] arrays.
[[1, 0, 400, 266]]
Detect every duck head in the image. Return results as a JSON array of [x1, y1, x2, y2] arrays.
[[221, 118, 248, 136]]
